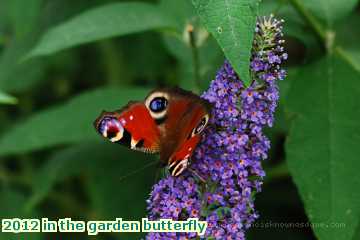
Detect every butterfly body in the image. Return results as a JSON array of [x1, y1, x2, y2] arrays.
[[94, 87, 211, 176]]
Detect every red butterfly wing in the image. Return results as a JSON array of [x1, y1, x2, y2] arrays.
[[94, 87, 211, 177], [94, 102, 160, 153]]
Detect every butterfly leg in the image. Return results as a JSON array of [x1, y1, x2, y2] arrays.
[[168, 158, 189, 176], [168, 159, 206, 182]]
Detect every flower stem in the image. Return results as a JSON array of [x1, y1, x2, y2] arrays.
[[187, 24, 201, 91], [288, 0, 327, 43], [288, 0, 336, 53], [288, 0, 360, 71]]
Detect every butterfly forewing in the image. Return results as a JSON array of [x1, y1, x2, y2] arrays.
[[94, 103, 160, 154]]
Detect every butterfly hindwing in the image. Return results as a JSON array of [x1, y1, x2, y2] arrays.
[[168, 135, 201, 176], [153, 88, 211, 176]]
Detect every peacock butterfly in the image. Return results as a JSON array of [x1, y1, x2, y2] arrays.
[[93, 87, 211, 176]]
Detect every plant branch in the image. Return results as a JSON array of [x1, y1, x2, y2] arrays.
[[288, 0, 360, 72], [335, 46, 360, 72], [288, 0, 327, 43], [187, 24, 201, 91]]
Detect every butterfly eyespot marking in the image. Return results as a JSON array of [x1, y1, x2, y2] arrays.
[[192, 114, 209, 137], [97, 116, 124, 142], [150, 97, 167, 112], [145, 92, 169, 120]]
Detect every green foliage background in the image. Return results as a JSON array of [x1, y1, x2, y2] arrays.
[[0, 0, 359, 239]]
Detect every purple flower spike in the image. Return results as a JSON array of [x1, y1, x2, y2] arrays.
[[146, 15, 286, 239]]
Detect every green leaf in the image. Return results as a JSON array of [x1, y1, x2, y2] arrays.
[[26, 143, 93, 211], [0, 189, 42, 240], [6, 0, 43, 38], [0, 90, 17, 104], [335, 14, 360, 72], [302, 0, 359, 25], [285, 55, 360, 240], [340, 48, 360, 72], [141, 0, 225, 91], [192, 0, 258, 86], [0, 87, 150, 156], [27, 141, 156, 217], [0, 0, 45, 93], [159, 0, 196, 32], [85, 143, 156, 220], [163, 33, 223, 92], [0, 39, 46, 93], [118, 33, 175, 86], [27, 2, 175, 58]]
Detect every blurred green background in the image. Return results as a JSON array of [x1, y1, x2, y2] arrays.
[[0, 0, 359, 239]]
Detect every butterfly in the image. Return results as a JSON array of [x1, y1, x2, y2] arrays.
[[93, 87, 211, 176]]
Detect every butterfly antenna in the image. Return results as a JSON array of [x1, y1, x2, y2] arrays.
[[188, 167, 206, 183], [118, 160, 158, 183]]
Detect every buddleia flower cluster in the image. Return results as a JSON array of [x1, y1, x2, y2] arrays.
[[146, 15, 287, 240]]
